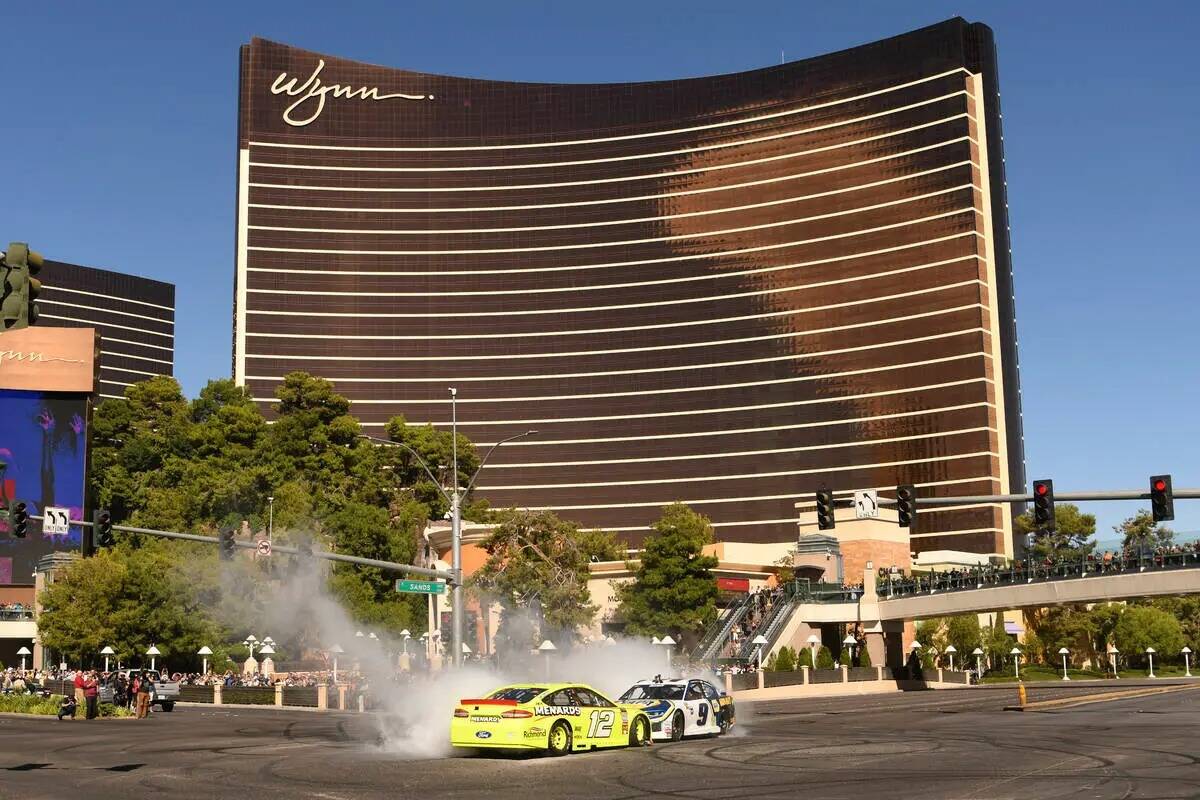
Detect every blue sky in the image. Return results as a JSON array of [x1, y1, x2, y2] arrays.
[[4, 1, 1197, 537]]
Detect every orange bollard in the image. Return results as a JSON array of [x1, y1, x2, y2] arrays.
[[1017, 683, 1027, 708]]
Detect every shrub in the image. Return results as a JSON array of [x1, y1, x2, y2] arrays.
[[764, 652, 778, 671], [858, 646, 872, 668], [0, 693, 64, 715], [796, 646, 814, 669], [775, 646, 796, 672], [816, 645, 834, 669]]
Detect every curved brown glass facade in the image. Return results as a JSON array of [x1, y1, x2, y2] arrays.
[[234, 18, 1024, 553]]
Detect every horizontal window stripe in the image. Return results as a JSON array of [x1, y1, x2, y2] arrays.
[[470, 403, 993, 447], [98, 336, 175, 353], [477, 451, 999, 490], [247, 352, 989, 403], [250, 163, 970, 237], [586, 518, 802, 533], [252, 128, 973, 197], [248, 99, 967, 175], [249, 274, 983, 321], [909, 528, 1003, 539], [103, 365, 164, 377], [247, 229, 979, 280], [40, 298, 176, 326], [513, 476, 1000, 511], [251, 140, 968, 214], [488, 427, 993, 468], [245, 295, 986, 341], [42, 284, 175, 313], [98, 393, 127, 400], [255, 185, 974, 253], [292, 377, 992, 426], [247, 68, 970, 152], [248, 187, 979, 256], [39, 314, 175, 339], [245, 327, 986, 378], [100, 350, 174, 366]]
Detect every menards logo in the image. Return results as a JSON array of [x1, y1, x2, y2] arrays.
[[534, 705, 580, 716]]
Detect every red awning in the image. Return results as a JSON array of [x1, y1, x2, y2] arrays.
[[716, 577, 750, 592]]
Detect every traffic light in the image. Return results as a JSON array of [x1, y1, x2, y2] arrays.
[[896, 484, 916, 527], [815, 488, 835, 530], [219, 528, 236, 561], [1032, 479, 1055, 530], [0, 242, 44, 330], [94, 509, 114, 547], [1150, 474, 1174, 522], [11, 502, 28, 538]]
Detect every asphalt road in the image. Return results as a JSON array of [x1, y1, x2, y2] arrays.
[[2, 680, 1198, 800]]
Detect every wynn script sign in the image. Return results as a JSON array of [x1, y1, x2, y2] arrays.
[[0, 326, 97, 393], [270, 59, 434, 126]]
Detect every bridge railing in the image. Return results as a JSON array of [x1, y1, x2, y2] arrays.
[[878, 541, 1200, 600]]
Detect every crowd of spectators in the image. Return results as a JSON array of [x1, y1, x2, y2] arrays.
[[0, 602, 32, 620], [879, 541, 1200, 597]]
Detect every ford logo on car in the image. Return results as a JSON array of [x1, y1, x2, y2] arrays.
[[475, 731, 492, 739]]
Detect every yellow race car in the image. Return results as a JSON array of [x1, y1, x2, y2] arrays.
[[451, 683, 652, 755]]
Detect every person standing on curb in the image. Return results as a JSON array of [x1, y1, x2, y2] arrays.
[[135, 671, 152, 719], [73, 669, 85, 714], [84, 671, 99, 720]]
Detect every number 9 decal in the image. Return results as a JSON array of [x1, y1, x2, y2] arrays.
[[697, 702, 708, 725]]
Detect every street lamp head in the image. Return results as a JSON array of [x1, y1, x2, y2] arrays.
[[1009, 647, 1021, 656], [752, 635, 769, 645], [971, 648, 984, 655], [842, 634, 856, 645], [1183, 647, 1193, 654], [538, 640, 557, 652], [1058, 647, 1070, 655], [1107, 644, 1119, 654], [369, 632, 379, 641], [355, 630, 365, 638], [660, 635, 676, 646], [944, 645, 957, 654], [245, 635, 258, 643], [259, 644, 276, 655], [16, 646, 31, 656], [604, 636, 616, 646], [196, 646, 213, 656], [807, 634, 820, 645], [263, 636, 275, 645], [1145, 647, 1156, 654], [100, 646, 116, 655], [329, 644, 344, 654], [400, 629, 411, 639], [146, 645, 162, 656], [650, 636, 661, 645], [910, 641, 922, 651]]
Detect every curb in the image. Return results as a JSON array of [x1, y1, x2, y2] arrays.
[[1004, 683, 1200, 712]]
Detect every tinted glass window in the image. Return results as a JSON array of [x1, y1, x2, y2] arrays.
[[619, 684, 685, 701], [545, 689, 577, 707], [488, 687, 545, 703], [685, 682, 705, 700], [702, 682, 721, 700], [576, 688, 614, 707]]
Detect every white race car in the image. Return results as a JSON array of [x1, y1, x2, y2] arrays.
[[618, 677, 735, 742]]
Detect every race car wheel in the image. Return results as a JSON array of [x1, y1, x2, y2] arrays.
[[670, 711, 685, 742], [717, 709, 730, 736], [629, 715, 651, 747], [548, 720, 572, 756]]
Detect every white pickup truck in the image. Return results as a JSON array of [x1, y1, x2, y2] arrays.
[[99, 669, 181, 712]]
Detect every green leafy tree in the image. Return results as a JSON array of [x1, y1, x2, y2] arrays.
[[1028, 606, 1097, 664], [1014, 503, 1096, 560], [617, 503, 719, 644], [472, 509, 615, 648], [858, 646, 872, 668], [1137, 596, 1200, 650], [980, 614, 1013, 672], [1113, 605, 1184, 667], [1115, 510, 1175, 550], [944, 614, 982, 657]]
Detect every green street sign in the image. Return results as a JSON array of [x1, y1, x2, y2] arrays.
[[396, 579, 446, 595]]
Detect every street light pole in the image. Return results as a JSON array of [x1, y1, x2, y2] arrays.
[[360, 403, 536, 670], [450, 388, 463, 668]]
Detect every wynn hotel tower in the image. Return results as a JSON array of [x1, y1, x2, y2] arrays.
[[233, 18, 1025, 555]]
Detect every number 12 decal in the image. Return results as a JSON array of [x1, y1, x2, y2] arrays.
[[588, 709, 615, 738]]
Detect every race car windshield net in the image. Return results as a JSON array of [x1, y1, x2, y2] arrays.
[[620, 685, 685, 701], [488, 687, 546, 703]]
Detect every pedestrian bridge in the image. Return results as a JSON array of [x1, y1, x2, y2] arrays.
[[733, 551, 1200, 663]]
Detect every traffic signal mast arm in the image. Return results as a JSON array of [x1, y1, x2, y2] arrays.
[[874, 487, 1200, 504], [31, 514, 452, 581]]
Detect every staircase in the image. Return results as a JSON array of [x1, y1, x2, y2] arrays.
[[692, 592, 755, 661]]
